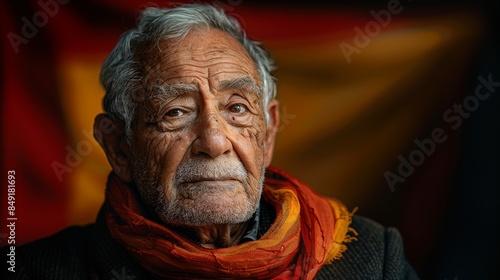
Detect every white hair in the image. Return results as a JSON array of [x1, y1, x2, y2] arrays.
[[99, 4, 277, 135]]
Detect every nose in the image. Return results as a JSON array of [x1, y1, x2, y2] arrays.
[[192, 114, 232, 158]]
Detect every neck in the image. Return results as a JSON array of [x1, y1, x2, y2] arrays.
[[176, 222, 250, 249]]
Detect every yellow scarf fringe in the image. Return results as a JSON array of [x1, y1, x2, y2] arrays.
[[324, 203, 359, 264]]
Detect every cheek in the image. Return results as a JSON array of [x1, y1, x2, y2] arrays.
[[241, 126, 264, 151], [240, 112, 266, 145], [231, 122, 266, 181], [134, 130, 194, 185]]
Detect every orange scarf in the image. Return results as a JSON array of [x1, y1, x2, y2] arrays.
[[104, 167, 357, 279]]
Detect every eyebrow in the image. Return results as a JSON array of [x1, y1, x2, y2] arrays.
[[143, 76, 261, 101], [218, 76, 261, 95], [146, 83, 199, 100]]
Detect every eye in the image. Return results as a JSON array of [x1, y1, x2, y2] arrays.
[[166, 108, 184, 117], [229, 104, 247, 114]]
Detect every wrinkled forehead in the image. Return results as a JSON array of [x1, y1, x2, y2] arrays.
[[137, 28, 260, 91]]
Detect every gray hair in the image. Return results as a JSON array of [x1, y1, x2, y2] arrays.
[[99, 4, 277, 135]]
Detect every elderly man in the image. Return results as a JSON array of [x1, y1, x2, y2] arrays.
[[4, 4, 418, 279]]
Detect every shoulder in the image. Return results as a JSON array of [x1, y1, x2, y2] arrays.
[[1, 225, 93, 280], [315, 215, 420, 279]]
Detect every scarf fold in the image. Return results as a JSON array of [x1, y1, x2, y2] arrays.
[[104, 166, 357, 279]]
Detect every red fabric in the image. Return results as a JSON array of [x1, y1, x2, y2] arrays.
[[104, 167, 351, 279]]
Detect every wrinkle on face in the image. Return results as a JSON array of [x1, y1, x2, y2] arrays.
[[128, 28, 269, 233]]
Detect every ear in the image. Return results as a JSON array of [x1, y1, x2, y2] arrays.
[[94, 114, 133, 183], [264, 99, 280, 167]]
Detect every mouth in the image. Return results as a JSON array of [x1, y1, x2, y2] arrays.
[[179, 175, 242, 184], [180, 178, 240, 185], [179, 179, 241, 198]]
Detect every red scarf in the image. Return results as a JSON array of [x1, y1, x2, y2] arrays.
[[104, 167, 357, 279]]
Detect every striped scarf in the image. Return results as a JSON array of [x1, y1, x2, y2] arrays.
[[104, 167, 357, 279]]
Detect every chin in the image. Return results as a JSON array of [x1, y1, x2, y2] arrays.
[[159, 192, 259, 226]]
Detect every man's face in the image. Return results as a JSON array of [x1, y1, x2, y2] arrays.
[[128, 28, 272, 226]]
